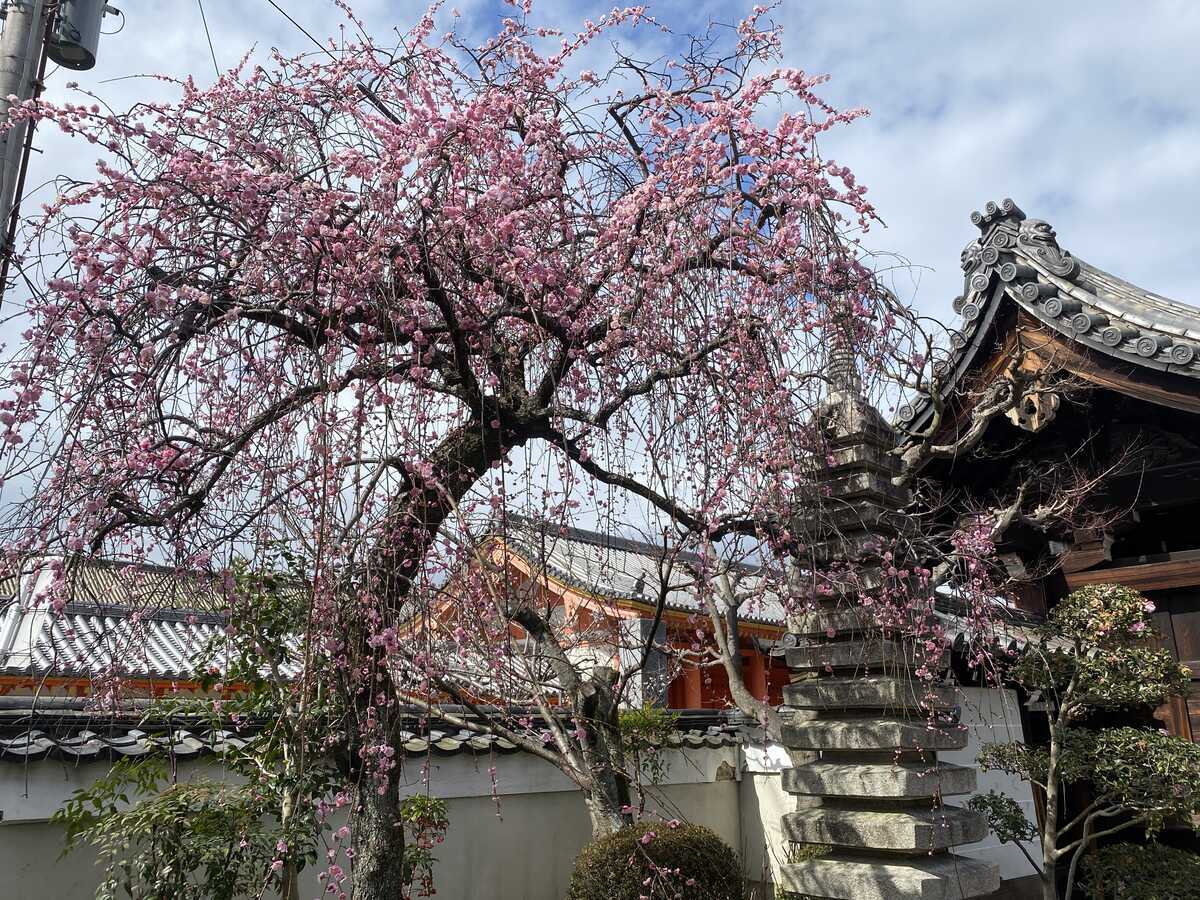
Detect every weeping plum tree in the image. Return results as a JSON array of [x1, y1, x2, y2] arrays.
[[0, 2, 924, 897]]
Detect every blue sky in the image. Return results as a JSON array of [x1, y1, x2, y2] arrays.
[[32, 0, 1200, 324]]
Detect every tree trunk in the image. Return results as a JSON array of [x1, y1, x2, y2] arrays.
[[1041, 723, 1062, 900], [581, 754, 632, 838], [577, 674, 633, 839], [351, 782, 409, 900], [279, 789, 301, 900], [349, 418, 534, 900], [280, 865, 301, 900]]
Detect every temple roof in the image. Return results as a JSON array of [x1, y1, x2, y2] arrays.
[[494, 518, 1039, 649], [898, 199, 1200, 436], [0, 724, 744, 762], [493, 516, 787, 627], [0, 598, 231, 679], [0, 557, 296, 680], [0, 529, 1039, 681]]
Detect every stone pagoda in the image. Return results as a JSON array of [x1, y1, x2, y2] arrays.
[[775, 330, 1000, 900]]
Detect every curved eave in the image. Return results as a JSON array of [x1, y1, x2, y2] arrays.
[[899, 199, 1200, 439]]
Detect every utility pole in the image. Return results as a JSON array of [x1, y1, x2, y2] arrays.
[[0, 0, 114, 302], [0, 0, 47, 245]]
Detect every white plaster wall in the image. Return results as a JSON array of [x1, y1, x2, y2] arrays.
[[0, 745, 741, 900], [0, 690, 1038, 900], [943, 685, 1042, 880], [391, 779, 740, 900], [737, 741, 794, 891], [1, 820, 105, 899], [738, 771, 794, 890]]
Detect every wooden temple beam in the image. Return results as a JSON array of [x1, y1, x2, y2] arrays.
[[1065, 556, 1200, 591], [1017, 318, 1200, 416], [1059, 528, 1114, 574]]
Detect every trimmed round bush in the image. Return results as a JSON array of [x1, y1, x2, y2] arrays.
[[1084, 843, 1200, 899], [566, 821, 741, 900]]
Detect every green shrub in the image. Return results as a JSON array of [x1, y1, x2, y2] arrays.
[[968, 791, 1038, 846], [620, 705, 680, 789], [1084, 843, 1200, 899], [566, 821, 741, 900]]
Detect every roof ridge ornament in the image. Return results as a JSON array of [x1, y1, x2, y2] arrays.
[[1015, 219, 1079, 280], [966, 209, 1078, 281], [970, 197, 1025, 231], [900, 199, 1200, 439]]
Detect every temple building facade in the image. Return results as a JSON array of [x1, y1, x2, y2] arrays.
[[900, 199, 1200, 744], [770, 199, 1200, 900]]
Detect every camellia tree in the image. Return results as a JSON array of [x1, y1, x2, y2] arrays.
[[977, 583, 1200, 900], [0, 3, 917, 897]]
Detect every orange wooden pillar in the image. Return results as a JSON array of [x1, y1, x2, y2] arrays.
[[745, 648, 768, 701], [683, 665, 703, 709]]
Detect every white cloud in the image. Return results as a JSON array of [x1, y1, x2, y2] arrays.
[[763, 0, 1200, 320]]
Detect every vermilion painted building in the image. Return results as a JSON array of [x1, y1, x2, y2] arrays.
[[466, 516, 793, 710]]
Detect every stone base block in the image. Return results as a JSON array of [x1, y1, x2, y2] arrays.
[[782, 805, 987, 851], [786, 640, 946, 674], [784, 677, 956, 711], [782, 761, 976, 799], [782, 717, 969, 752], [779, 852, 1000, 900], [790, 608, 874, 637]]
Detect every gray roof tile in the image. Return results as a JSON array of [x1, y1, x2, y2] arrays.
[[0, 721, 737, 762]]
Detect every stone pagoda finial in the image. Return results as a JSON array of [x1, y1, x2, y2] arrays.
[[817, 305, 891, 450], [826, 311, 863, 401]]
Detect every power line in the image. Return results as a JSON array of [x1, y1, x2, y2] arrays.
[[260, 0, 402, 126], [196, 0, 220, 77], [263, 0, 335, 61]]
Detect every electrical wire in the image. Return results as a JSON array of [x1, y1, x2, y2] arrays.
[[262, 0, 335, 61], [196, 0, 219, 77]]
